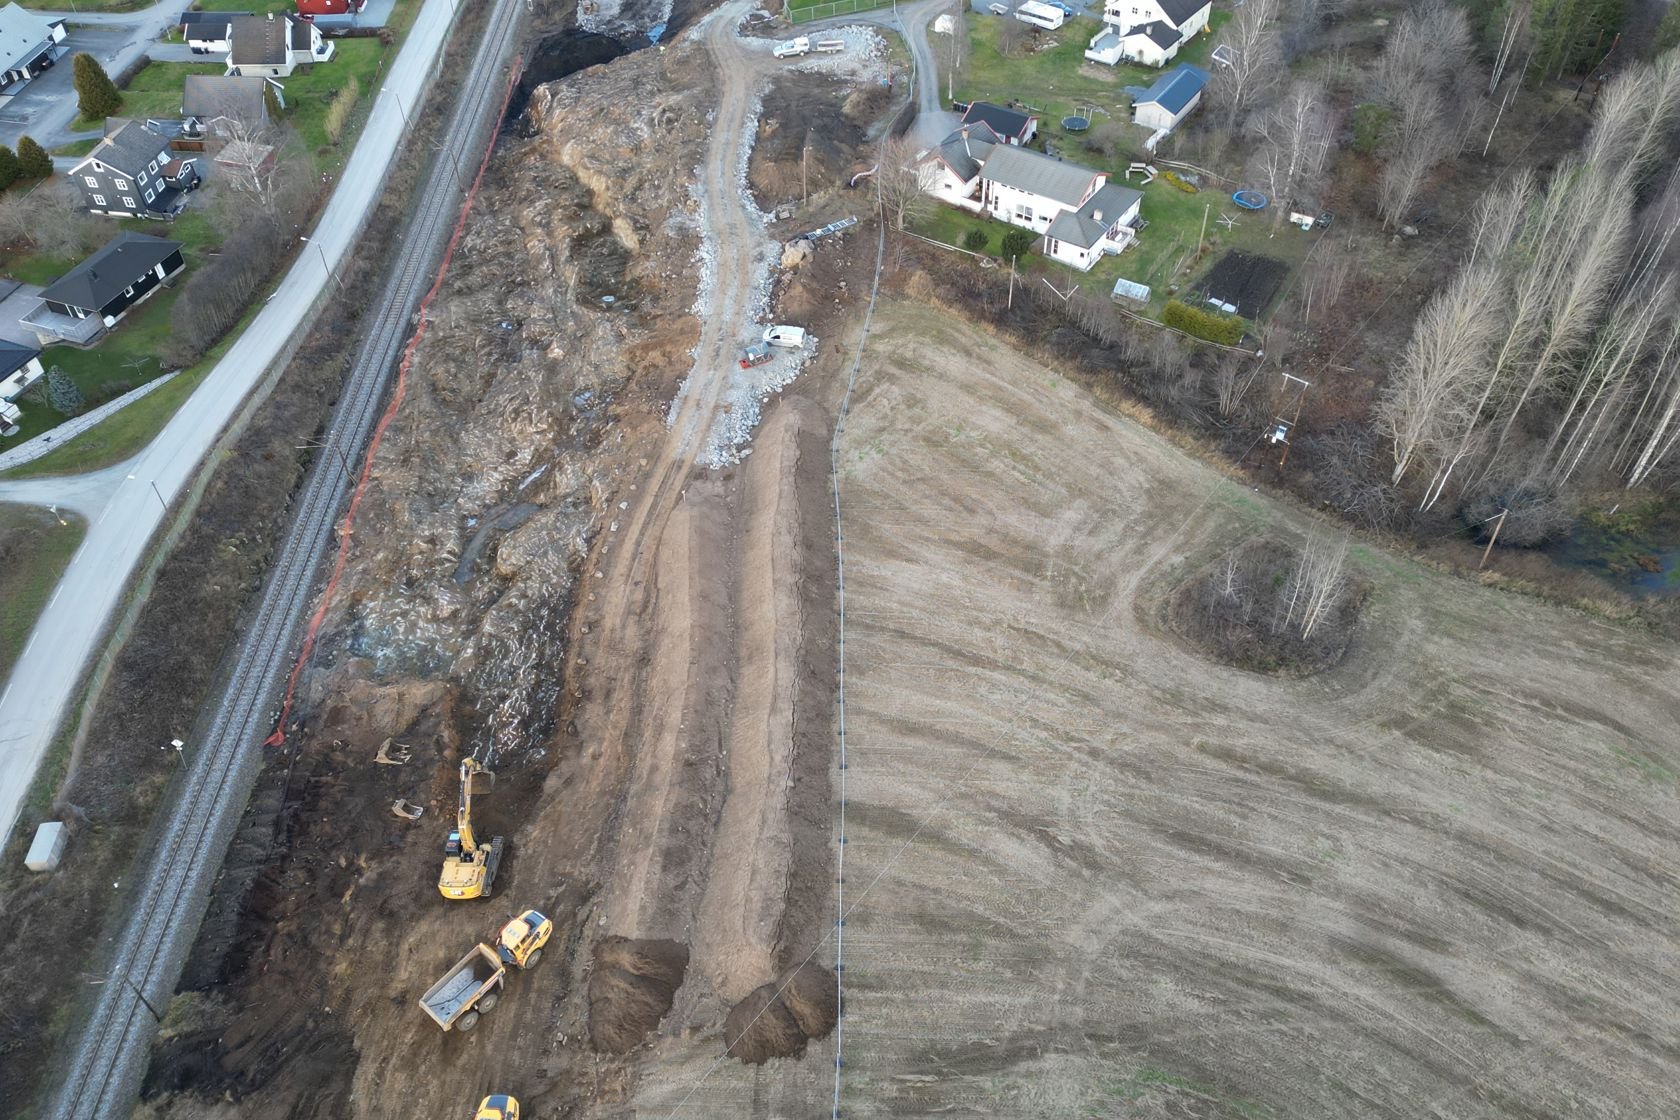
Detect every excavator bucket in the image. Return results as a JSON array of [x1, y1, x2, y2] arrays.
[[465, 768, 495, 797]]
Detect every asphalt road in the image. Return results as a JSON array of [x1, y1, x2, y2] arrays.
[[0, 0, 460, 849]]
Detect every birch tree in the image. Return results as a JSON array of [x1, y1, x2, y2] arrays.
[[1380, 261, 1507, 486], [1252, 81, 1333, 221], [1211, 0, 1282, 129], [1282, 530, 1349, 640]]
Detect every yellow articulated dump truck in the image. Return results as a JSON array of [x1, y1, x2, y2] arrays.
[[420, 910, 553, 1032]]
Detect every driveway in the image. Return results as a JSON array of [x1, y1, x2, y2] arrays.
[[0, 282, 44, 349], [146, 42, 214, 63], [0, 0, 199, 150]]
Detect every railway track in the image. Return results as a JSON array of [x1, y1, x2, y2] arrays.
[[49, 0, 527, 1114]]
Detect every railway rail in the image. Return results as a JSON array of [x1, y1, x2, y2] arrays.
[[48, 0, 527, 1113]]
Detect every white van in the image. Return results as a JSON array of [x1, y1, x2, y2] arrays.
[[1014, 0, 1065, 29], [773, 36, 811, 58], [763, 325, 807, 348]]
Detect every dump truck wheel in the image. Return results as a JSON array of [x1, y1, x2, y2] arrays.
[[457, 1010, 481, 1032], [478, 991, 500, 1013], [522, 948, 543, 970]]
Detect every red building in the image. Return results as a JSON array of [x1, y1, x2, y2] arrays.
[[295, 0, 363, 16]]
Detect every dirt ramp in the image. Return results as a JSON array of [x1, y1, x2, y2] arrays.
[[722, 961, 838, 1064], [588, 936, 690, 1053]]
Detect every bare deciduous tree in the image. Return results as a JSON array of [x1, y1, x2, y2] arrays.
[[1282, 529, 1349, 640], [876, 136, 936, 232], [1211, 0, 1283, 128], [1252, 81, 1332, 221], [998, 16, 1030, 59], [1380, 261, 1506, 486]]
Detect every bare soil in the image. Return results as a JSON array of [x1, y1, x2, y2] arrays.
[[137, 17, 870, 1119], [753, 301, 1677, 1119]]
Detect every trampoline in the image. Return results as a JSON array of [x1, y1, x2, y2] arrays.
[[1062, 115, 1090, 132], [1232, 190, 1269, 210]]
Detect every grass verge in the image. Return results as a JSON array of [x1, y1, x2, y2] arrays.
[[0, 504, 87, 682]]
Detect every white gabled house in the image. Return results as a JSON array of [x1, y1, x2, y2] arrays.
[[1086, 0, 1211, 68], [918, 132, 1143, 272], [226, 12, 332, 78], [921, 121, 1002, 212]]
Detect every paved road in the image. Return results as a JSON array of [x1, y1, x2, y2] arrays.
[[804, 0, 956, 147], [0, 0, 461, 849]]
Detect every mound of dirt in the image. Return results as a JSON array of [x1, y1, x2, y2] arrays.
[[588, 936, 689, 1053], [722, 961, 838, 1064]]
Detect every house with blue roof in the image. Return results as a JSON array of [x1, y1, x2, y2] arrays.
[[1126, 64, 1209, 133]]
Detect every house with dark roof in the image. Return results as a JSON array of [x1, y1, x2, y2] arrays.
[[179, 11, 245, 53], [21, 233, 186, 348], [226, 12, 332, 77], [1086, 0, 1210, 67], [918, 121, 1003, 210], [0, 2, 66, 92], [69, 119, 201, 219], [1126, 63, 1209, 132], [0, 336, 43, 410], [182, 74, 286, 138], [959, 101, 1037, 147]]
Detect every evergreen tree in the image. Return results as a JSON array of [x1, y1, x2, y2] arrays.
[[1656, 2, 1680, 56], [72, 53, 122, 121], [45, 366, 84, 416], [15, 135, 52, 179], [1528, 0, 1624, 79], [0, 146, 18, 191]]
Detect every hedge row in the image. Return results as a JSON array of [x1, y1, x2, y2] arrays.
[[1162, 298, 1244, 345], [1161, 169, 1197, 194]]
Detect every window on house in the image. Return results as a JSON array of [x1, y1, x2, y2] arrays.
[[1015, 205, 1034, 223], [114, 178, 128, 191], [148, 159, 158, 173], [144, 187, 154, 202], [92, 193, 105, 206], [139, 171, 148, 184], [83, 175, 98, 188], [122, 197, 135, 209], [124, 285, 135, 298]]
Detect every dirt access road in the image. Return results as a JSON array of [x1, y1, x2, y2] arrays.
[[654, 300, 1674, 1119]]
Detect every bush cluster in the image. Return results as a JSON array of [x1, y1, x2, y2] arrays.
[[1161, 169, 1197, 194], [1000, 229, 1034, 259], [1162, 298, 1244, 345]]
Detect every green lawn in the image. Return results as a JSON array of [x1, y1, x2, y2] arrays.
[[952, 9, 1231, 130], [3, 252, 79, 287], [790, 0, 891, 24], [281, 40, 393, 160], [0, 504, 87, 682], [196, 0, 294, 11], [51, 137, 101, 158]]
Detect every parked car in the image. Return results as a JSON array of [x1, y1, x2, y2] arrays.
[[1045, 0, 1077, 13], [987, 3, 1009, 13]]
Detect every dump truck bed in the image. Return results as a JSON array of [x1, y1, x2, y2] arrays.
[[419, 943, 502, 1029]]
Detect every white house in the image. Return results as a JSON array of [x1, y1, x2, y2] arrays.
[[0, 340, 44, 426], [0, 2, 66, 92], [919, 121, 1002, 211], [226, 12, 332, 78], [1086, 0, 1210, 68], [1127, 63, 1210, 132], [920, 134, 1143, 271]]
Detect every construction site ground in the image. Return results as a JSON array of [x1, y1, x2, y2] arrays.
[[107, 14, 1680, 1120]]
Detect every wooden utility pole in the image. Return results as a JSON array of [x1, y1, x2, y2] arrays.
[[1199, 202, 1209, 255], [801, 128, 811, 206], [1479, 508, 1509, 569], [1008, 255, 1016, 309]]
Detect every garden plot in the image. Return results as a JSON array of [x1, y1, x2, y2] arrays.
[[1195, 249, 1290, 318]]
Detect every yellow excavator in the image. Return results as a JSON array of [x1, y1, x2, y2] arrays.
[[439, 758, 506, 900]]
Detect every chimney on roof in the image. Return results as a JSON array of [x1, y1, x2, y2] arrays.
[[267, 10, 274, 18], [1093, 210, 1103, 222]]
